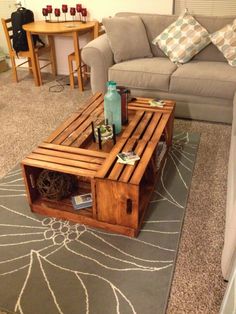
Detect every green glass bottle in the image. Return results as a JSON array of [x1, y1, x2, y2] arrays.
[[104, 81, 122, 134]]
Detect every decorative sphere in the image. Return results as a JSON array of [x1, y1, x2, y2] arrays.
[[37, 170, 77, 200]]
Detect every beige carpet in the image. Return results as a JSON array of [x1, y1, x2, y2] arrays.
[[0, 69, 231, 313]]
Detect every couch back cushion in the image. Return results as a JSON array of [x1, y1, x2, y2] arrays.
[[102, 16, 153, 63], [116, 12, 235, 62]]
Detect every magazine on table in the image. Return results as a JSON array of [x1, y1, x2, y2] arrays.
[[117, 151, 140, 165], [149, 98, 165, 107]]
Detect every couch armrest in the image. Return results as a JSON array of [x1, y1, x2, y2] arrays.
[[81, 34, 114, 94]]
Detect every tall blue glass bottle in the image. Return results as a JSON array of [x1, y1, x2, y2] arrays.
[[104, 81, 122, 134]]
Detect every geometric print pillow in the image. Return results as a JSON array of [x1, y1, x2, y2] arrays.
[[152, 11, 211, 64], [210, 19, 236, 66]]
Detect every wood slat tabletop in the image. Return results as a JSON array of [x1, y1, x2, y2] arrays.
[[21, 92, 175, 237]]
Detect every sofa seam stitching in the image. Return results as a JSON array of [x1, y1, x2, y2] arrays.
[[109, 68, 175, 76], [171, 76, 236, 84]]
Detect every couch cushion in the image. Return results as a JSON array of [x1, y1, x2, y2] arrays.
[[102, 16, 153, 63], [116, 12, 235, 62], [108, 57, 177, 92], [170, 61, 236, 99], [152, 11, 210, 64], [210, 19, 236, 66]]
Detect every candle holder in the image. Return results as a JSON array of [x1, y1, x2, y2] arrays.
[[76, 4, 82, 21], [43, 4, 88, 23], [62, 4, 68, 21], [46, 5, 52, 21], [70, 7, 76, 23], [81, 8, 87, 23], [42, 8, 48, 21], [54, 8, 61, 22]]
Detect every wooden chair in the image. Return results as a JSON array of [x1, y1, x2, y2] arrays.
[[1, 17, 56, 84], [68, 22, 105, 89]]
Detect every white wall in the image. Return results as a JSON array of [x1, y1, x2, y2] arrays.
[[220, 258, 236, 314], [0, 0, 17, 54], [23, 0, 173, 74], [24, 0, 173, 21]]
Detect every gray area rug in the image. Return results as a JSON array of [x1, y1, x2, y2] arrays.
[[0, 132, 199, 314], [0, 69, 231, 313]]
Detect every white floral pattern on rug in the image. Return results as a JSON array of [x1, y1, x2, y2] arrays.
[[0, 132, 199, 314]]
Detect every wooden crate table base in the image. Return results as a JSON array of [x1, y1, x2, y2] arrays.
[[21, 93, 175, 237]]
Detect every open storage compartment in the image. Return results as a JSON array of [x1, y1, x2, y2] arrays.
[[22, 164, 94, 218]]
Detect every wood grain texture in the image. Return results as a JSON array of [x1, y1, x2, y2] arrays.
[[21, 95, 175, 236]]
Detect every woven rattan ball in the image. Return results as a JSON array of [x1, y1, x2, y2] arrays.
[[37, 170, 77, 200]]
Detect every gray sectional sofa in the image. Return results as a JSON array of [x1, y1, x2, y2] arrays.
[[82, 12, 236, 280]]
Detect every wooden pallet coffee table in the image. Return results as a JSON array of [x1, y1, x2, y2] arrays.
[[21, 93, 175, 237]]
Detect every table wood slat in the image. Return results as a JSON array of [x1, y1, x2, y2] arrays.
[[90, 106, 104, 119], [62, 116, 93, 146], [130, 115, 170, 185], [45, 112, 82, 143], [142, 113, 162, 141], [150, 114, 170, 145], [81, 94, 104, 116], [22, 158, 96, 177], [129, 142, 156, 185], [27, 153, 100, 171], [131, 112, 153, 140], [33, 147, 104, 164], [131, 97, 175, 106], [78, 92, 103, 112], [119, 139, 148, 183], [38, 142, 108, 158], [108, 138, 137, 181], [96, 138, 127, 179], [121, 110, 145, 139], [129, 104, 173, 112], [53, 114, 90, 145]]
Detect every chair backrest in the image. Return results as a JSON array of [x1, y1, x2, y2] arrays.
[[1, 18, 14, 55]]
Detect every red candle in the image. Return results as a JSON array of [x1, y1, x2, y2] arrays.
[[81, 8, 87, 17], [62, 4, 68, 13], [70, 7, 76, 16], [81, 8, 87, 23], [46, 5, 52, 14], [76, 4, 82, 13], [42, 8, 48, 17], [54, 8, 61, 17]]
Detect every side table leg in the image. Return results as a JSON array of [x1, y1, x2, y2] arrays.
[[48, 35, 57, 76], [73, 31, 83, 92], [93, 21, 99, 39], [26, 31, 40, 86]]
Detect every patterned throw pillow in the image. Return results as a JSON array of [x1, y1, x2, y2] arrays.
[[210, 20, 236, 66], [152, 11, 211, 64]]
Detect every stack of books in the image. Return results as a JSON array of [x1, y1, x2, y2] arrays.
[[117, 151, 140, 165], [149, 98, 165, 107], [72, 193, 92, 210]]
